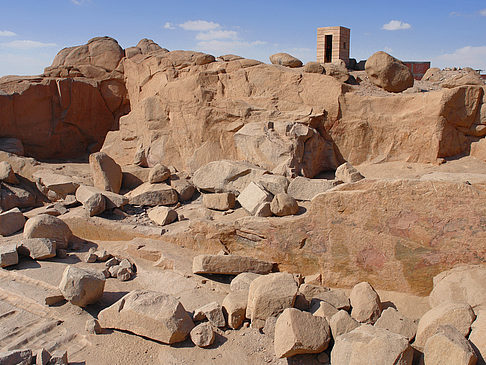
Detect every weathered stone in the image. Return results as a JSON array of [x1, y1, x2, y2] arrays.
[[48, 350, 68, 365], [303, 62, 324, 74], [299, 284, 350, 310], [117, 267, 133, 281], [89, 152, 122, 193], [192, 254, 273, 275], [469, 309, 486, 365], [256, 174, 289, 195], [329, 310, 360, 338], [323, 62, 350, 83], [98, 290, 194, 344], [17, 238, 56, 260], [85, 318, 102, 334], [148, 206, 178, 226], [125, 182, 178, 206], [33, 170, 79, 199], [0, 137, 24, 156], [254, 202, 272, 217], [192, 160, 267, 194], [222, 291, 248, 329], [274, 308, 331, 358], [149, 164, 171, 183], [311, 300, 339, 321], [36, 348, 51, 365], [374, 307, 417, 341], [0, 161, 18, 184], [0, 243, 18, 268], [190, 322, 215, 348], [85, 252, 97, 263], [0, 183, 36, 211], [59, 266, 106, 307], [108, 265, 121, 278], [429, 265, 486, 310], [335, 162, 364, 183], [331, 325, 413, 365], [0, 207, 25, 236], [270, 193, 299, 216], [287, 177, 340, 201], [0, 349, 32, 365], [237, 182, 273, 215], [349, 282, 382, 324], [246, 272, 298, 327], [230, 272, 261, 292], [424, 325, 477, 365], [170, 178, 195, 201], [270, 53, 303, 68], [23, 214, 72, 249], [105, 257, 119, 267], [304, 273, 322, 286], [365, 51, 414, 92], [194, 301, 226, 328], [93, 249, 111, 262], [414, 303, 476, 350], [76, 185, 106, 216], [202, 192, 235, 211]]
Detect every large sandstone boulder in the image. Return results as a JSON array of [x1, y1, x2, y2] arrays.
[[23, 214, 72, 249], [349, 281, 382, 324], [270, 193, 298, 216], [89, 152, 122, 193], [222, 291, 248, 329], [0, 207, 25, 236], [287, 177, 340, 201], [75, 185, 106, 216], [192, 254, 273, 275], [329, 310, 360, 338], [98, 290, 194, 344], [190, 322, 215, 348], [269, 53, 303, 68], [469, 310, 486, 364], [374, 307, 417, 341], [365, 51, 414, 92], [274, 308, 331, 358], [424, 325, 477, 365], [59, 266, 105, 307], [335, 162, 364, 183], [230, 272, 261, 291], [237, 182, 273, 215], [331, 325, 413, 365], [202, 192, 235, 211], [17, 238, 56, 260], [246, 272, 298, 327], [33, 170, 79, 200], [125, 182, 178, 206], [234, 121, 337, 178], [0, 244, 18, 268]]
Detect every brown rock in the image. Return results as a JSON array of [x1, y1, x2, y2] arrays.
[[270, 53, 303, 68], [329, 310, 360, 338], [85, 318, 102, 334], [254, 202, 272, 217], [170, 178, 195, 201], [303, 62, 324, 74], [365, 51, 414, 92], [0, 243, 18, 268], [299, 284, 350, 310], [47, 350, 68, 365], [274, 308, 331, 358], [33, 170, 79, 199], [270, 193, 299, 216], [0, 137, 24, 156], [89, 152, 122, 193], [190, 322, 215, 347], [0, 207, 25, 236], [349, 282, 382, 324], [147, 206, 178, 226], [469, 309, 486, 365], [442, 72, 484, 88], [0, 349, 32, 365], [23, 214, 72, 249], [149, 164, 171, 183], [17, 238, 56, 260], [192, 254, 273, 275], [36, 348, 51, 365], [374, 307, 417, 341], [323, 62, 350, 83], [237, 182, 273, 215], [0, 161, 18, 184], [202, 192, 236, 211], [256, 174, 289, 195], [75, 185, 106, 216], [125, 182, 178, 206], [311, 300, 339, 321], [424, 325, 477, 365], [230, 272, 261, 292], [287, 177, 340, 201], [98, 290, 194, 344], [335, 162, 364, 183], [59, 266, 106, 307], [194, 302, 226, 328], [222, 291, 248, 329]]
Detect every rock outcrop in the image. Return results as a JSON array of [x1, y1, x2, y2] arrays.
[[365, 51, 414, 92]]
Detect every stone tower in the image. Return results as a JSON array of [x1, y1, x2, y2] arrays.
[[317, 26, 350, 66]]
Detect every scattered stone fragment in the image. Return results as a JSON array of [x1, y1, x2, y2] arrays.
[[222, 291, 248, 329], [303, 61, 324, 74], [170, 178, 195, 201], [323, 62, 350, 83], [17, 238, 56, 260], [287, 177, 340, 201], [108, 265, 121, 277], [424, 325, 477, 365], [192, 254, 273, 275], [36, 348, 51, 365], [75, 185, 106, 216], [230, 272, 261, 292], [329, 310, 360, 338], [349, 282, 382, 324], [246, 272, 298, 328], [98, 290, 194, 344], [0, 349, 32, 365], [101, 268, 110, 278], [89, 152, 122, 193], [304, 273, 322, 286], [45, 290, 65, 306], [237, 182, 273, 215], [148, 206, 178, 226], [23, 214, 72, 249], [256, 174, 290, 195], [59, 266, 106, 307], [85, 318, 102, 334], [274, 308, 331, 358], [414, 302, 476, 349], [202, 192, 236, 211], [254, 202, 272, 217], [335, 162, 364, 183], [468, 309, 486, 364], [374, 307, 417, 341], [94, 249, 111, 262], [105, 257, 119, 268], [33, 170, 79, 199], [117, 267, 133, 281], [331, 325, 413, 365], [0, 161, 18, 184], [149, 163, 171, 183], [270, 193, 299, 216], [119, 258, 133, 270], [270, 52, 303, 68], [0, 243, 18, 268], [48, 350, 68, 365], [0, 207, 25, 236], [194, 302, 226, 328], [85, 252, 97, 263], [125, 182, 178, 206], [311, 300, 339, 321], [190, 322, 215, 348], [299, 284, 350, 310]]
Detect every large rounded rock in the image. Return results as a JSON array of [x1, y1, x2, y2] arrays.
[[98, 290, 194, 344], [0, 207, 25, 236], [23, 214, 72, 249], [59, 266, 106, 307], [190, 322, 215, 348], [270, 193, 299, 216], [17, 238, 56, 260], [349, 281, 382, 324], [269, 53, 303, 68], [365, 51, 414, 92], [424, 325, 477, 365]]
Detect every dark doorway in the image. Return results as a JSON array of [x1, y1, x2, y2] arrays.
[[325, 35, 333, 63]]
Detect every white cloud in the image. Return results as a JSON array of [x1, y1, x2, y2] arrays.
[[197, 39, 266, 55], [1, 40, 57, 50], [196, 30, 238, 41], [382, 20, 412, 31], [179, 20, 220, 31], [164, 22, 175, 30], [0, 30, 16, 37], [71, 0, 87, 5], [433, 45, 486, 70], [480, 9, 486, 16]]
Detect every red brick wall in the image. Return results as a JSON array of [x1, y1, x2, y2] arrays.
[[403, 62, 431, 80]]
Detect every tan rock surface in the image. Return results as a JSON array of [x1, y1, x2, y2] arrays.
[[202, 192, 235, 211], [424, 325, 478, 365], [365, 51, 414, 92], [89, 152, 122, 193], [59, 266, 105, 307], [329, 310, 360, 338], [23, 214, 72, 249], [192, 254, 273, 275], [349, 281, 382, 324], [222, 291, 248, 329], [469, 310, 486, 365], [374, 307, 417, 341], [0, 207, 25, 236], [125, 182, 178, 206], [269, 53, 303, 68]]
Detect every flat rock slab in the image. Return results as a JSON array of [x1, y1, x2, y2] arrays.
[[192, 254, 273, 275], [287, 176, 341, 201], [125, 182, 178, 206]]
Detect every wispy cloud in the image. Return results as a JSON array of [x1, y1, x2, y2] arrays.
[[480, 9, 486, 16], [179, 20, 220, 31], [71, 0, 89, 5], [163, 22, 175, 30], [1, 40, 57, 50], [0, 30, 16, 37], [382, 20, 411, 31], [433, 45, 486, 70], [196, 30, 238, 41]]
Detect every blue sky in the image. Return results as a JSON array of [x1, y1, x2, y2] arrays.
[[0, 0, 485, 76]]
